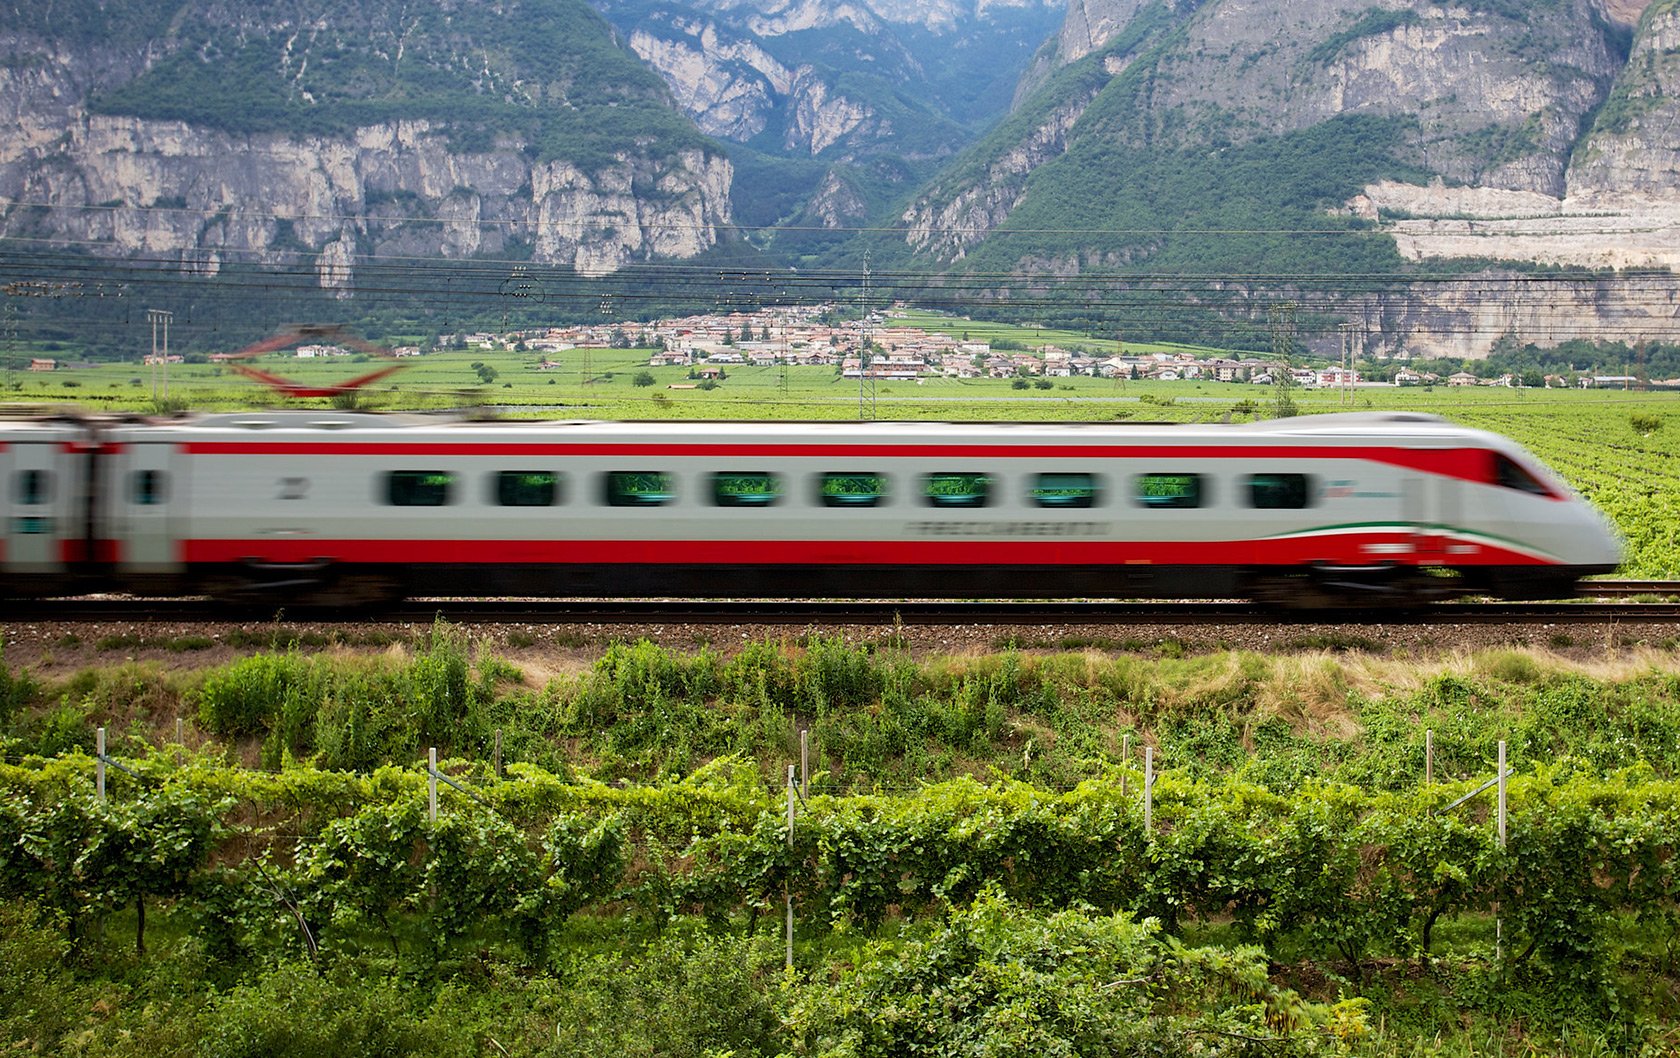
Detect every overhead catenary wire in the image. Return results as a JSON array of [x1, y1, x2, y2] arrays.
[[4, 215, 1678, 350]]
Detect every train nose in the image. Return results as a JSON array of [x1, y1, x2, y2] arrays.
[[1580, 504, 1627, 570]]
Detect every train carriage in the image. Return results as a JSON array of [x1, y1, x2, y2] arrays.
[[2, 409, 1617, 608], [0, 416, 95, 593]]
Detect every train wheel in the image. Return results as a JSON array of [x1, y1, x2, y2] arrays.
[[1245, 566, 1438, 612], [201, 568, 404, 610]]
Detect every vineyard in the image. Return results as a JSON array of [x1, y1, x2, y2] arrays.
[[1442, 400, 1680, 579], [4, 629, 1680, 1055]]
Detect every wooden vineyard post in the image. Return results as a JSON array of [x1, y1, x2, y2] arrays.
[[1496, 740, 1507, 962], [429, 748, 439, 823], [96, 726, 106, 801], [1425, 729, 1433, 785], [786, 764, 796, 970], [1143, 746, 1154, 833], [1121, 734, 1130, 796], [493, 729, 503, 780], [1497, 740, 1507, 847], [801, 729, 809, 799]]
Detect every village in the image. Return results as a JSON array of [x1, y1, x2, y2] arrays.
[[450, 305, 1640, 390], [21, 305, 1640, 390], [488, 304, 1371, 387]]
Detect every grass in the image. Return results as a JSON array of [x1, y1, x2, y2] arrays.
[[11, 630, 1680, 792]]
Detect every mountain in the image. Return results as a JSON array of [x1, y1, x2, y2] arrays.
[[892, 0, 1680, 356], [0, 0, 733, 283], [4, 0, 1679, 357], [584, 0, 1065, 239]]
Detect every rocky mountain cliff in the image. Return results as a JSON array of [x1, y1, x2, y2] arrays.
[[591, 0, 1062, 155], [899, 0, 1680, 356], [583, 0, 1063, 235], [0, 0, 733, 284]]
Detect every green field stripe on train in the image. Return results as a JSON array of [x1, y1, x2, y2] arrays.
[[1259, 522, 1564, 562]]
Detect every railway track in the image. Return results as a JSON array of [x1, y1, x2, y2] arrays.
[[7, 585, 1680, 626]]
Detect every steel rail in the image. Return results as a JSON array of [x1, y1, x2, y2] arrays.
[[8, 595, 1680, 625]]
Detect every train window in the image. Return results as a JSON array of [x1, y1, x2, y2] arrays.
[[131, 470, 168, 506], [712, 472, 782, 507], [15, 470, 51, 506], [1031, 472, 1101, 509], [604, 471, 675, 507], [496, 470, 560, 507], [1134, 473, 1203, 509], [819, 472, 888, 508], [386, 471, 455, 507], [1492, 454, 1554, 498], [1246, 473, 1313, 509], [923, 473, 991, 508]]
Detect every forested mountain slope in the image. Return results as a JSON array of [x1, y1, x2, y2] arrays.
[[0, 0, 733, 280], [892, 0, 1680, 356]]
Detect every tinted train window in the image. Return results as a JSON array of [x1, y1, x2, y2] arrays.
[[604, 471, 675, 507], [712, 472, 781, 507], [1493, 454, 1553, 497], [924, 473, 991, 508], [386, 471, 455, 507], [1031, 472, 1101, 509], [819, 472, 887, 508], [15, 470, 51, 505], [497, 470, 560, 507], [1134, 473, 1203, 509], [132, 470, 168, 506], [1247, 473, 1313, 509]]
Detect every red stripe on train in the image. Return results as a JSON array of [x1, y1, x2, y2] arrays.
[[178, 535, 1552, 567], [58, 539, 122, 563]]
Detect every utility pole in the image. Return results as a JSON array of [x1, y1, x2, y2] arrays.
[[779, 322, 790, 399], [1269, 301, 1298, 418], [1113, 330, 1126, 392], [147, 309, 173, 401], [4, 298, 16, 394], [1339, 322, 1358, 407], [857, 251, 874, 421]]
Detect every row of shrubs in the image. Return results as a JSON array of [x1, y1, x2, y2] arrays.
[[5, 755, 1677, 1005], [8, 633, 1680, 791]]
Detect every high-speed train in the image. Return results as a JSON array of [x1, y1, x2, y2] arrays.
[[0, 409, 1622, 607]]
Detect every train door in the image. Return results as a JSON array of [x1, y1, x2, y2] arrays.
[[1403, 475, 1461, 562], [111, 442, 183, 573], [4, 442, 66, 572]]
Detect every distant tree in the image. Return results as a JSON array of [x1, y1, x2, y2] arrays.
[[633, 371, 655, 387]]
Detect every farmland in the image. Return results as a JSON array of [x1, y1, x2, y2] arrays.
[[5, 615, 1680, 1056], [6, 626, 1680, 1056]]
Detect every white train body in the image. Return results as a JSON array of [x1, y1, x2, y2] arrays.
[[2, 410, 1623, 606]]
